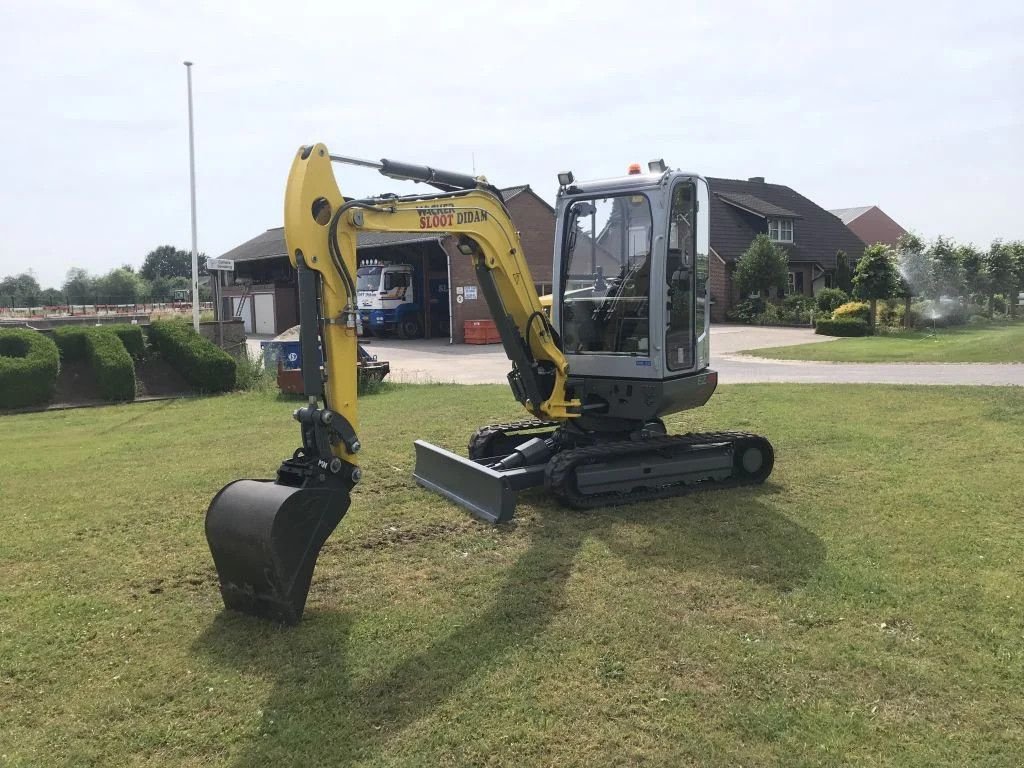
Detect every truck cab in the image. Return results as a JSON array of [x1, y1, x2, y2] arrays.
[[356, 261, 422, 338]]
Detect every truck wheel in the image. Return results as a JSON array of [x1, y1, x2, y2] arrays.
[[398, 316, 421, 339]]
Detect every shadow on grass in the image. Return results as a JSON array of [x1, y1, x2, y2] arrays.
[[193, 492, 822, 765]]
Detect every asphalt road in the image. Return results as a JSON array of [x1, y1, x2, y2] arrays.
[[250, 325, 1024, 387]]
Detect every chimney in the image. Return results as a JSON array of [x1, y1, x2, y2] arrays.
[[748, 176, 765, 183]]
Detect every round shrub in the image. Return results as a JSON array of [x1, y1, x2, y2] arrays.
[[816, 288, 849, 314], [815, 318, 871, 337], [832, 301, 871, 323], [148, 319, 236, 393], [0, 329, 60, 409]]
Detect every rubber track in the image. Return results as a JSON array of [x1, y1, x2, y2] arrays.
[[467, 419, 561, 461], [544, 431, 774, 510]]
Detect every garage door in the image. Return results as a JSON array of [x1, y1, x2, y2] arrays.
[[231, 296, 253, 334], [253, 293, 276, 335]]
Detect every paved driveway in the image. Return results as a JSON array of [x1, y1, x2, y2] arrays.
[[250, 326, 1024, 387]]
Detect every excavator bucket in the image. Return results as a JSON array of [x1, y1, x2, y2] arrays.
[[205, 479, 351, 625]]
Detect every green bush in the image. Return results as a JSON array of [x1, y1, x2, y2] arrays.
[[85, 329, 135, 401], [108, 324, 146, 359], [148, 320, 236, 393], [725, 298, 766, 324], [816, 288, 849, 314], [893, 303, 923, 329], [911, 301, 969, 328], [52, 325, 92, 362], [0, 329, 60, 408], [832, 301, 871, 323], [815, 318, 871, 337]]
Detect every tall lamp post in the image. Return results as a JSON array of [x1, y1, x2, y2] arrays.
[[184, 61, 200, 331]]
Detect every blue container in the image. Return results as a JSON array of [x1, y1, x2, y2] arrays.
[[260, 339, 304, 370]]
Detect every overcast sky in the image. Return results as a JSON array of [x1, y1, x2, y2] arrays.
[[1, 0, 1021, 288]]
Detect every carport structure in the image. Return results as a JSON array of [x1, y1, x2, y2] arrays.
[[214, 184, 557, 342]]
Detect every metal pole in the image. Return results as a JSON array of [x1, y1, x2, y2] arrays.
[[184, 61, 200, 331]]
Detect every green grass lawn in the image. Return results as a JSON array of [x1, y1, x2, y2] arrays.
[[2, 384, 1023, 766], [743, 322, 1024, 363]]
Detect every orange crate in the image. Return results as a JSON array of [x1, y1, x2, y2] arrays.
[[464, 319, 500, 344]]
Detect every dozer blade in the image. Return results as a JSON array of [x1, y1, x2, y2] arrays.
[[412, 440, 544, 524], [205, 479, 350, 624]]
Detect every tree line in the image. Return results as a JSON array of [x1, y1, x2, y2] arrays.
[[852, 235, 1024, 327], [733, 232, 1024, 326], [0, 246, 209, 308]]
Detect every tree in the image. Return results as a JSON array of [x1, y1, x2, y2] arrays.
[[94, 268, 142, 304], [39, 288, 65, 306], [834, 250, 853, 293], [0, 272, 42, 307], [853, 243, 900, 329], [929, 236, 964, 300], [62, 268, 95, 304], [894, 233, 930, 328], [985, 240, 1015, 317], [734, 234, 789, 298], [958, 243, 989, 307], [894, 233, 931, 297], [140, 245, 206, 281], [1009, 241, 1024, 319]]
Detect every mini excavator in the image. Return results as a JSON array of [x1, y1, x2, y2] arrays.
[[205, 145, 774, 624]]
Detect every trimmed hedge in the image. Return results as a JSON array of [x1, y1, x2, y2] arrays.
[[815, 318, 872, 337], [0, 329, 60, 408], [85, 329, 136, 401], [52, 325, 91, 362], [148, 319, 236, 393], [108, 324, 146, 359]]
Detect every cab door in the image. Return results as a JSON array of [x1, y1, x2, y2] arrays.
[[663, 177, 710, 373]]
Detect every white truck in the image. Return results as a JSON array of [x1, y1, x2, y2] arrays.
[[355, 260, 422, 338]]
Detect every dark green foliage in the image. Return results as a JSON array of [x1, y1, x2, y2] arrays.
[[140, 245, 207, 281], [725, 298, 766, 323], [148, 319, 236, 393], [107, 324, 146, 359], [52, 325, 92, 361], [0, 329, 60, 408], [815, 318, 871, 337], [85, 329, 135, 401], [853, 244, 900, 328], [0, 273, 42, 308], [834, 250, 853, 293], [734, 234, 789, 297], [815, 288, 849, 314], [895, 233, 932, 298], [853, 245, 900, 301], [929, 237, 964, 299]]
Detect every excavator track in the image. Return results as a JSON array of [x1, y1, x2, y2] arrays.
[[468, 419, 560, 461], [544, 431, 774, 510]]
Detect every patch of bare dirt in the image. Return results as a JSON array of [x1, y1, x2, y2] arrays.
[[52, 360, 102, 404], [136, 356, 194, 397]]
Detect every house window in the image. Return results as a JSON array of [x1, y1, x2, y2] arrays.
[[769, 218, 793, 243]]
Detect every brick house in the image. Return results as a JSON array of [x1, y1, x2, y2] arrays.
[[215, 185, 555, 342], [829, 205, 907, 248], [707, 177, 867, 322]]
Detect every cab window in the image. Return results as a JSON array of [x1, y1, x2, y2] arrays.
[[665, 183, 695, 370]]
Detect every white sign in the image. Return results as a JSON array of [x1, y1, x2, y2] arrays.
[[456, 295, 464, 304], [207, 258, 235, 271], [464, 286, 478, 300]]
